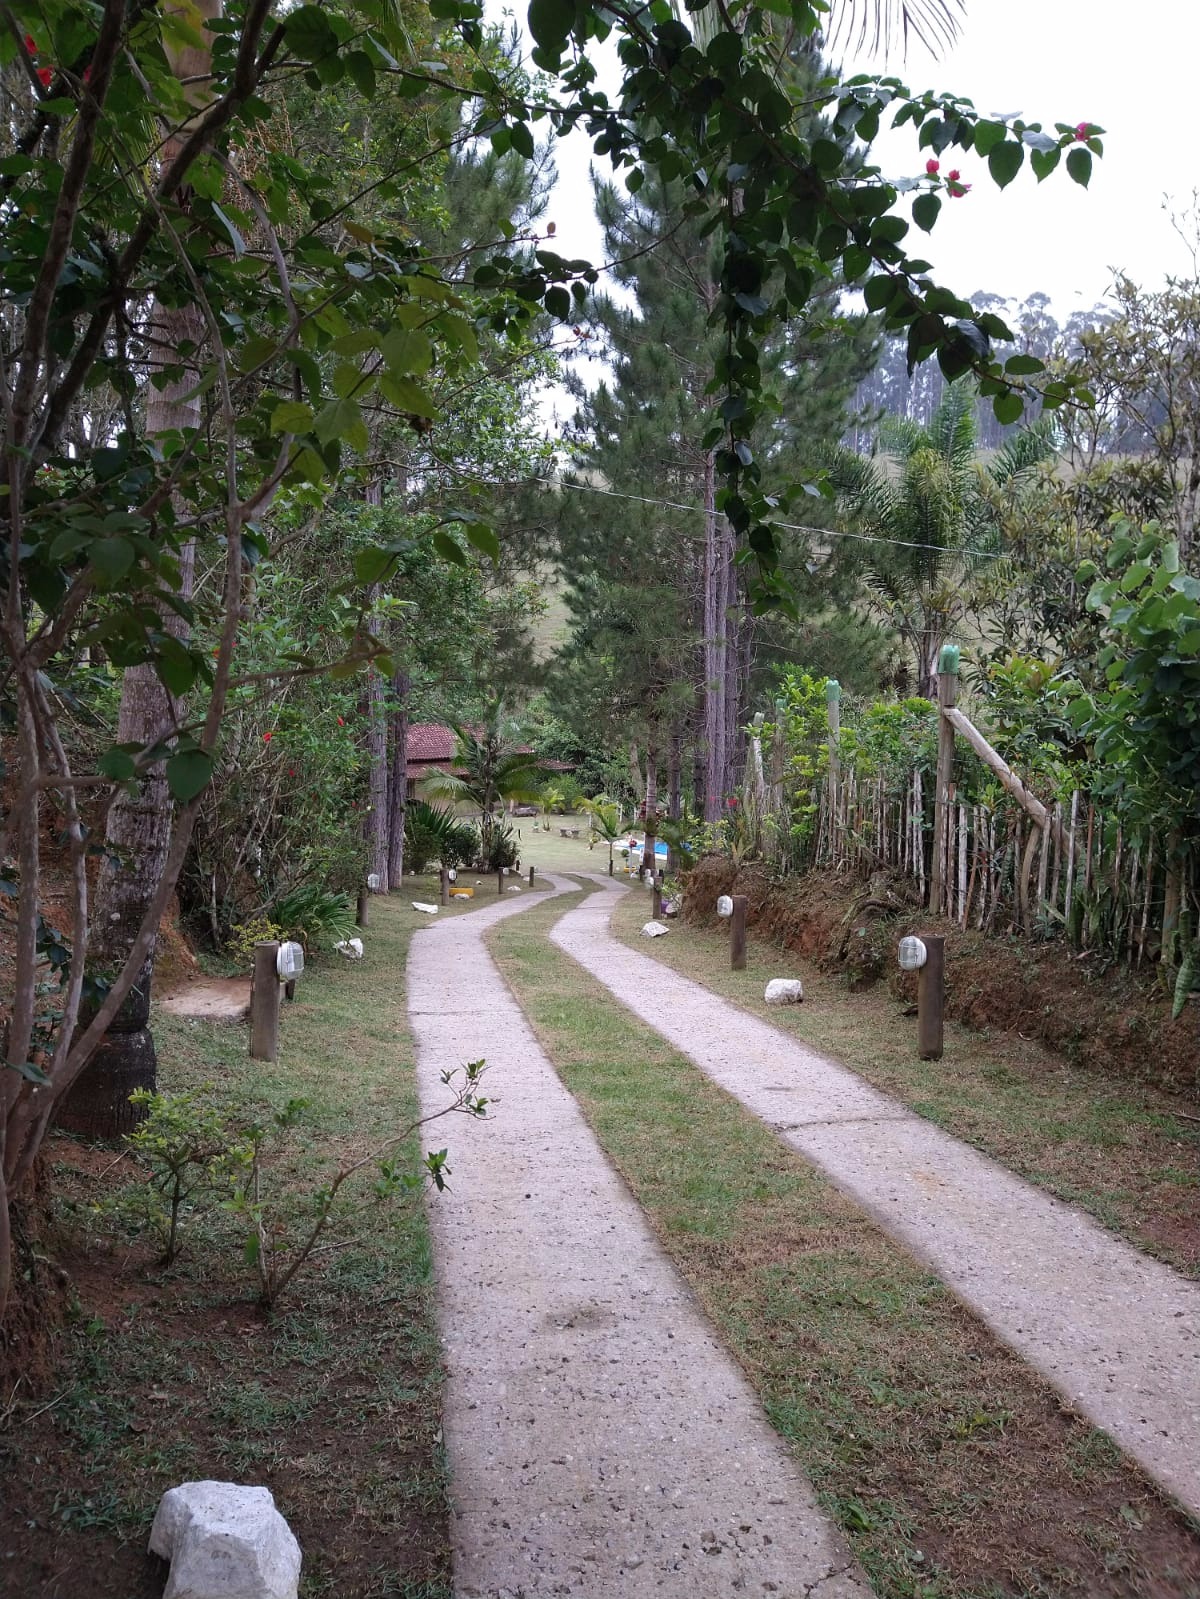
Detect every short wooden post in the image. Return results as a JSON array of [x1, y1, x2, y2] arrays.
[[931, 646, 959, 916], [917, 933, 945, 1060], [528, 864, 535, 888], [497, 867, 504, 896], [356, 887, 369, 928], [250, 942, 281, 1062], [283, 978, 296, 1003], [652, 878, 663, 919], [730, 894, 748, 971], [440, 868, 449, 906]]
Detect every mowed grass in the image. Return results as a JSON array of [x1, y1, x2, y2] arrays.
[[2, 887, 497, 1599], [490, 888, 1200, 1599], [607, 885, 1200, 1278]]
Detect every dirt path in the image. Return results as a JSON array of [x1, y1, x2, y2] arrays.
[[552, 876, 1200, 1522], [408, 876, 870, 1599]]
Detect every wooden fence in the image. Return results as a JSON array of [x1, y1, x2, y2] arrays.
[[778, 661, 1185, 965]]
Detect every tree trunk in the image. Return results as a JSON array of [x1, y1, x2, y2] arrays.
[[387, 668, 410, 888], [702, 450, 726, 821], [365, 661, 389, 893], [57, 297, 203, 1139], [642, 741, 658, 879], [667, 728, 682, 821]]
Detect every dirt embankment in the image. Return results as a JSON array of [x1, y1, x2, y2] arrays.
[[682, 858, 1200, 1101]]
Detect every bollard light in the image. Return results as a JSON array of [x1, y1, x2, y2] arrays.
[[276, 940, 305, 981], [898, 935, 927, 972], [447, 868, 457, 882], [717, 895, 734, 918], [366, 872, 381, 890]]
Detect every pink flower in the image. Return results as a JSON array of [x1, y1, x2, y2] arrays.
[[947, 169, 960, 181], [925, 159, 939, 175], [1074, 121, 1090, 140]]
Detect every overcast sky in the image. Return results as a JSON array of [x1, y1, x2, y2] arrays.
[[537, 0, 1200, 319]]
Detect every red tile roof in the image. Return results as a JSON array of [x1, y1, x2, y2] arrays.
[[407, 724, 457, 762]]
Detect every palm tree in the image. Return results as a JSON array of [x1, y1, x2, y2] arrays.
[[580, 796, 624, 874], [827, 382, 1054, 697], [423, 699, 545, 855]]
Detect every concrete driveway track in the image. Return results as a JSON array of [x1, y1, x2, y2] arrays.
[[550, 875, 1200, 1522], [408, 874, 871, 1599]]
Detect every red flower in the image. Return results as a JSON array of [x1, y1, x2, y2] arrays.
[[288, 768, 296, 777], [263, 731, 273, 743], [925, 158, 939, 175], [726, 796, 738, 808], [1074, 121, 1090, 140], [947, 169, 960, 181], [36, 67, 52, 87], [336, 716, 344, 726], [23, 34, 37, 54]]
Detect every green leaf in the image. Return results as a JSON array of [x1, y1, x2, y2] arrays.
[[382, 328, 433, 375], [354, 546, 396, 585], [509, 121, 534, 160], [431, 530, 467, 565], [270, 399, 314, 434], [90, 537, 135, 581], [211, 204, 246, 258], [912, 193, 941, 234], [987, 141, 1024, 189], [1066, 147, 1092, 187], [7, 1060, 49, 1086], [527, 0, 573, 51], [314, 397, 368, 452], [992, 391, 1024, 426], [284, 5, 337, 61], [1030, 145, 1061, 182], [97, 747, 137, 781], [166, 748, 214, 803], [379, 374, 439, 420], [1004, 353, 1044, 376], [973, 120, 1007, 155], [463, 521, 500, 560], [346, 49, 376, 97], [863, 275, 897, 312]]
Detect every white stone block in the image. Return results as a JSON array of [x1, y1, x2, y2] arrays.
[[149, 1481, 301, 1599], [641, 921, 669, 938], [334, 936, 364, 959], [411, 902, 439, 915], [764, 978, 804, 1006], [505, 885, 523, 893]]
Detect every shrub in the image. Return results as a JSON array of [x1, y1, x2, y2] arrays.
[[269, 884, 357, 950], [405, 801, 479, 873]]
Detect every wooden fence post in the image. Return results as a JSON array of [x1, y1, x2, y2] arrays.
[[497, 867, 504, 896], [440, 868, 449, 906], [931, 645, 959, 915], [652, 877, 663, 919], [917, 933, 945, 1060], [355, 887, 369, 928], [730, 894, 748, 970], [826, 679, 841, 862], [529, 864, 535, 888], [250, 942, 281, 1062]]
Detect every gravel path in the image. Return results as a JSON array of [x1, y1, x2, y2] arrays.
[[550, 876, 1200, 1520], [408, 878, 870, 1599]]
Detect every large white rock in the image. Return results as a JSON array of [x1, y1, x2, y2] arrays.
[[411, 901, 438, 915], [334, 936, 364, 959], [149, 1481, 301, 1599], [641, 921, 669, 938], [764, 978, 804, 1006], [505, 885, 523, 893]]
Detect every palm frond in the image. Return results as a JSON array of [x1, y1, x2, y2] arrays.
[[824, 0, 964, 61]]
